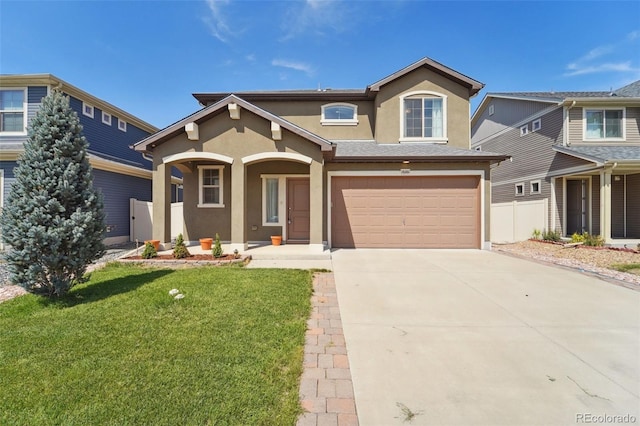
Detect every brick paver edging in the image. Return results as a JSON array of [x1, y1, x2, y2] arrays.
[[297, 273, 359, 426]]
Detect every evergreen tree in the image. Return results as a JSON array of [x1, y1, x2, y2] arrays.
[[0, 90, 105, 297]]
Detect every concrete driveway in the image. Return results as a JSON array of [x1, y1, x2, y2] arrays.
[[331, 249, 640, 425]]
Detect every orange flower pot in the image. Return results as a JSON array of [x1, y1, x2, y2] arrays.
[[144, 240, 160, 250], [199, 238, 213, 250], [271, 235, 282, 246]]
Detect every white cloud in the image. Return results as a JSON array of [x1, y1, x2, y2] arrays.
[[628, 30, 640, 41], [271, 59, 315, 76], [203, 0, 232, 43], [280, 0, 355, 41], [564, 33, 640, 78], [245, 54, 256, 62], [565, 61, 638, 77]]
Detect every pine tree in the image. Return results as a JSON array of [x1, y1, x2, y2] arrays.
[[0, 90, 105, 297]]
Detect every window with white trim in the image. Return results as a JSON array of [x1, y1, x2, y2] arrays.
[[102, 111, 112, 125], [401, 92, 447, 141], [520, 124, 528, 137], [264, 178, 280, 224], [584, 108, 624, 140], [118, 119, 127, 132], [321, 103, 358, 125], [530, 180, 541, 195], [0, 89, 26, 133], [198, 166, 224, 207], [532, 119, 541, 132], [488, 104, 495, 116], [515, 183, 524, 196], [82, 102, 94, 118]]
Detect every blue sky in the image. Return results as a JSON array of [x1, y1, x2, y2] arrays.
[[1, 0, 639, 129]]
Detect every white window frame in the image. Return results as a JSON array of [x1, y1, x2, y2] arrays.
[[530, 180, 541, 195], [583, 107, 625, 141], [400, 91, 448, 143], [118, 119, 127, 132], [321, 103, 358, 126], [515, 182, 525, 197], [520, 124, 528, 137], [532, 119, 541, 132], [0, 87, 27, 134], [488, 104, 495, 116], [198, 165, 224, 208], [82, 102, 94, 118], [102, 111, 112, 126]]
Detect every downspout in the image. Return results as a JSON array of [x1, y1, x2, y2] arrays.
[[563, 101, 576, 147]]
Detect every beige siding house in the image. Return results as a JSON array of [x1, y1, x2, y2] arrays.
[[134, 58, 508, 251], [471, 81, 640, 245]]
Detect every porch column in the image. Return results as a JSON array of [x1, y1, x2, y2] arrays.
[[230, 161, 247, 252], [152, 162, 172, 249], [309, 159, 324, 252], [600, 169, 612, 244]]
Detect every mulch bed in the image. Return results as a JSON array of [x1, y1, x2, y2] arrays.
[[125, 254, 238, 261]]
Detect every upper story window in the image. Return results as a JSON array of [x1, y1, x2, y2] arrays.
[[520, 124, 529, 137], [0, 89, 26, 133], [532, 119, 541, 132], [82, 102, 94, 118], [198, 166, 224, 208], [102, 111, 112, 126], [401, 91, 447, 142], [584, 108, 624, 140], [321, 103, 358, 126], [118, 119, 127, 132]]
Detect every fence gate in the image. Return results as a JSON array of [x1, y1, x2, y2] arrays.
[[491, 199, 548, 243], [130, 198, 183, 243]]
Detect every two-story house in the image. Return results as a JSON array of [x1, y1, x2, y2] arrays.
[[471, 81, 640, 246], [133, 57, 508, 251], [0, 74, 167, 245]]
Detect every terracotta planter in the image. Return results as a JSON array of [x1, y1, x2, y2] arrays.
[[144, 240, 160, 251], [199, 238, 213, 250], [271, 235, 282, 246]]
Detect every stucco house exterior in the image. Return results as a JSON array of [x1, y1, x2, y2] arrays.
[[0, 74, 171, 245], [134, 57, 508, 252], [471, 81, 640, 246]]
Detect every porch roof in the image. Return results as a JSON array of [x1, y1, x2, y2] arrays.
[[553, 145, 640, 165], [132, 95, 333, 154], [330, 141, 509, 163]]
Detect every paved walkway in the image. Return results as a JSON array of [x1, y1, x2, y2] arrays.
[[297, 273, 359, 426]]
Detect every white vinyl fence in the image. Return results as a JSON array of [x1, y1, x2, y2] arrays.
[[130, 198, 183, 243], [491, 199, 548, 243]]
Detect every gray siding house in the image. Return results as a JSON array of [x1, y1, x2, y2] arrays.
[[471, 81, 640, 245]]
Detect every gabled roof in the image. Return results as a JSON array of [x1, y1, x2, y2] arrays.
[[193, 57, 484, 106], [133, 95, 333, 153], [553, 145, 640, 165], [0, 73, 158, 133], [368, 57, 484, 97], [331, 141, 509, 163], [615, 80, 640, 97]]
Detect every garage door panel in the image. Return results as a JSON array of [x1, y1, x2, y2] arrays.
[[331, 176, 480, 249]]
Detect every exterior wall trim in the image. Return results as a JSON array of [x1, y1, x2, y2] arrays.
[[163, 152, 234, 165], [89, 155, 152, 180], [326, 169, 486, 249], [242, 152, 312, 165], [260, 174, 310, 239]]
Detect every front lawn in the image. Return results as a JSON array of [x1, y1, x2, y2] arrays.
[[0, 263, 312, 425]]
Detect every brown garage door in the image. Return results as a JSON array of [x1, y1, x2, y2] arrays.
[[331, 175, 480, 248]]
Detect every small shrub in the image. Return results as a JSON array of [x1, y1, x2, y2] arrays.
[[212, 233, 223, 258], [141, 242, 158, 259], [583, 233, 604, 247], [571, 232, 585, 243], [531, 229, 542, 240], [173, 233, 191, 259], [542, 230, 562, 242]]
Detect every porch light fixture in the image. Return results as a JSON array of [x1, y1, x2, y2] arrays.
[[402, 160, 410, 164], [228, 103, 240, 120], [185, 122, 199, 141], [271, 122, 282, 141]]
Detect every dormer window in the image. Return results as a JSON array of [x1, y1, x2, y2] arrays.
[[321, 103, 358, 126], [401, 91, 447, 143]]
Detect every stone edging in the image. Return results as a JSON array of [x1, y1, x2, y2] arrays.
[[117, 255, 251, 268]]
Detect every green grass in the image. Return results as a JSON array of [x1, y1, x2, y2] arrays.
[[0, 263, 313, 425], [611, 263, 640, 276]]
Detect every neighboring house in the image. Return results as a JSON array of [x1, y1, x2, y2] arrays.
[[0, 74, 167, 245], [471, 81, 640, 245], [134, 57, 508, 251]]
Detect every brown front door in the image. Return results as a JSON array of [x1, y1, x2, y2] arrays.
[[287, 178, 310, 242]]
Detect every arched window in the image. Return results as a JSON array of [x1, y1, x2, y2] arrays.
[[321, 103, 358, 126], [400, 92, 447, 142]]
